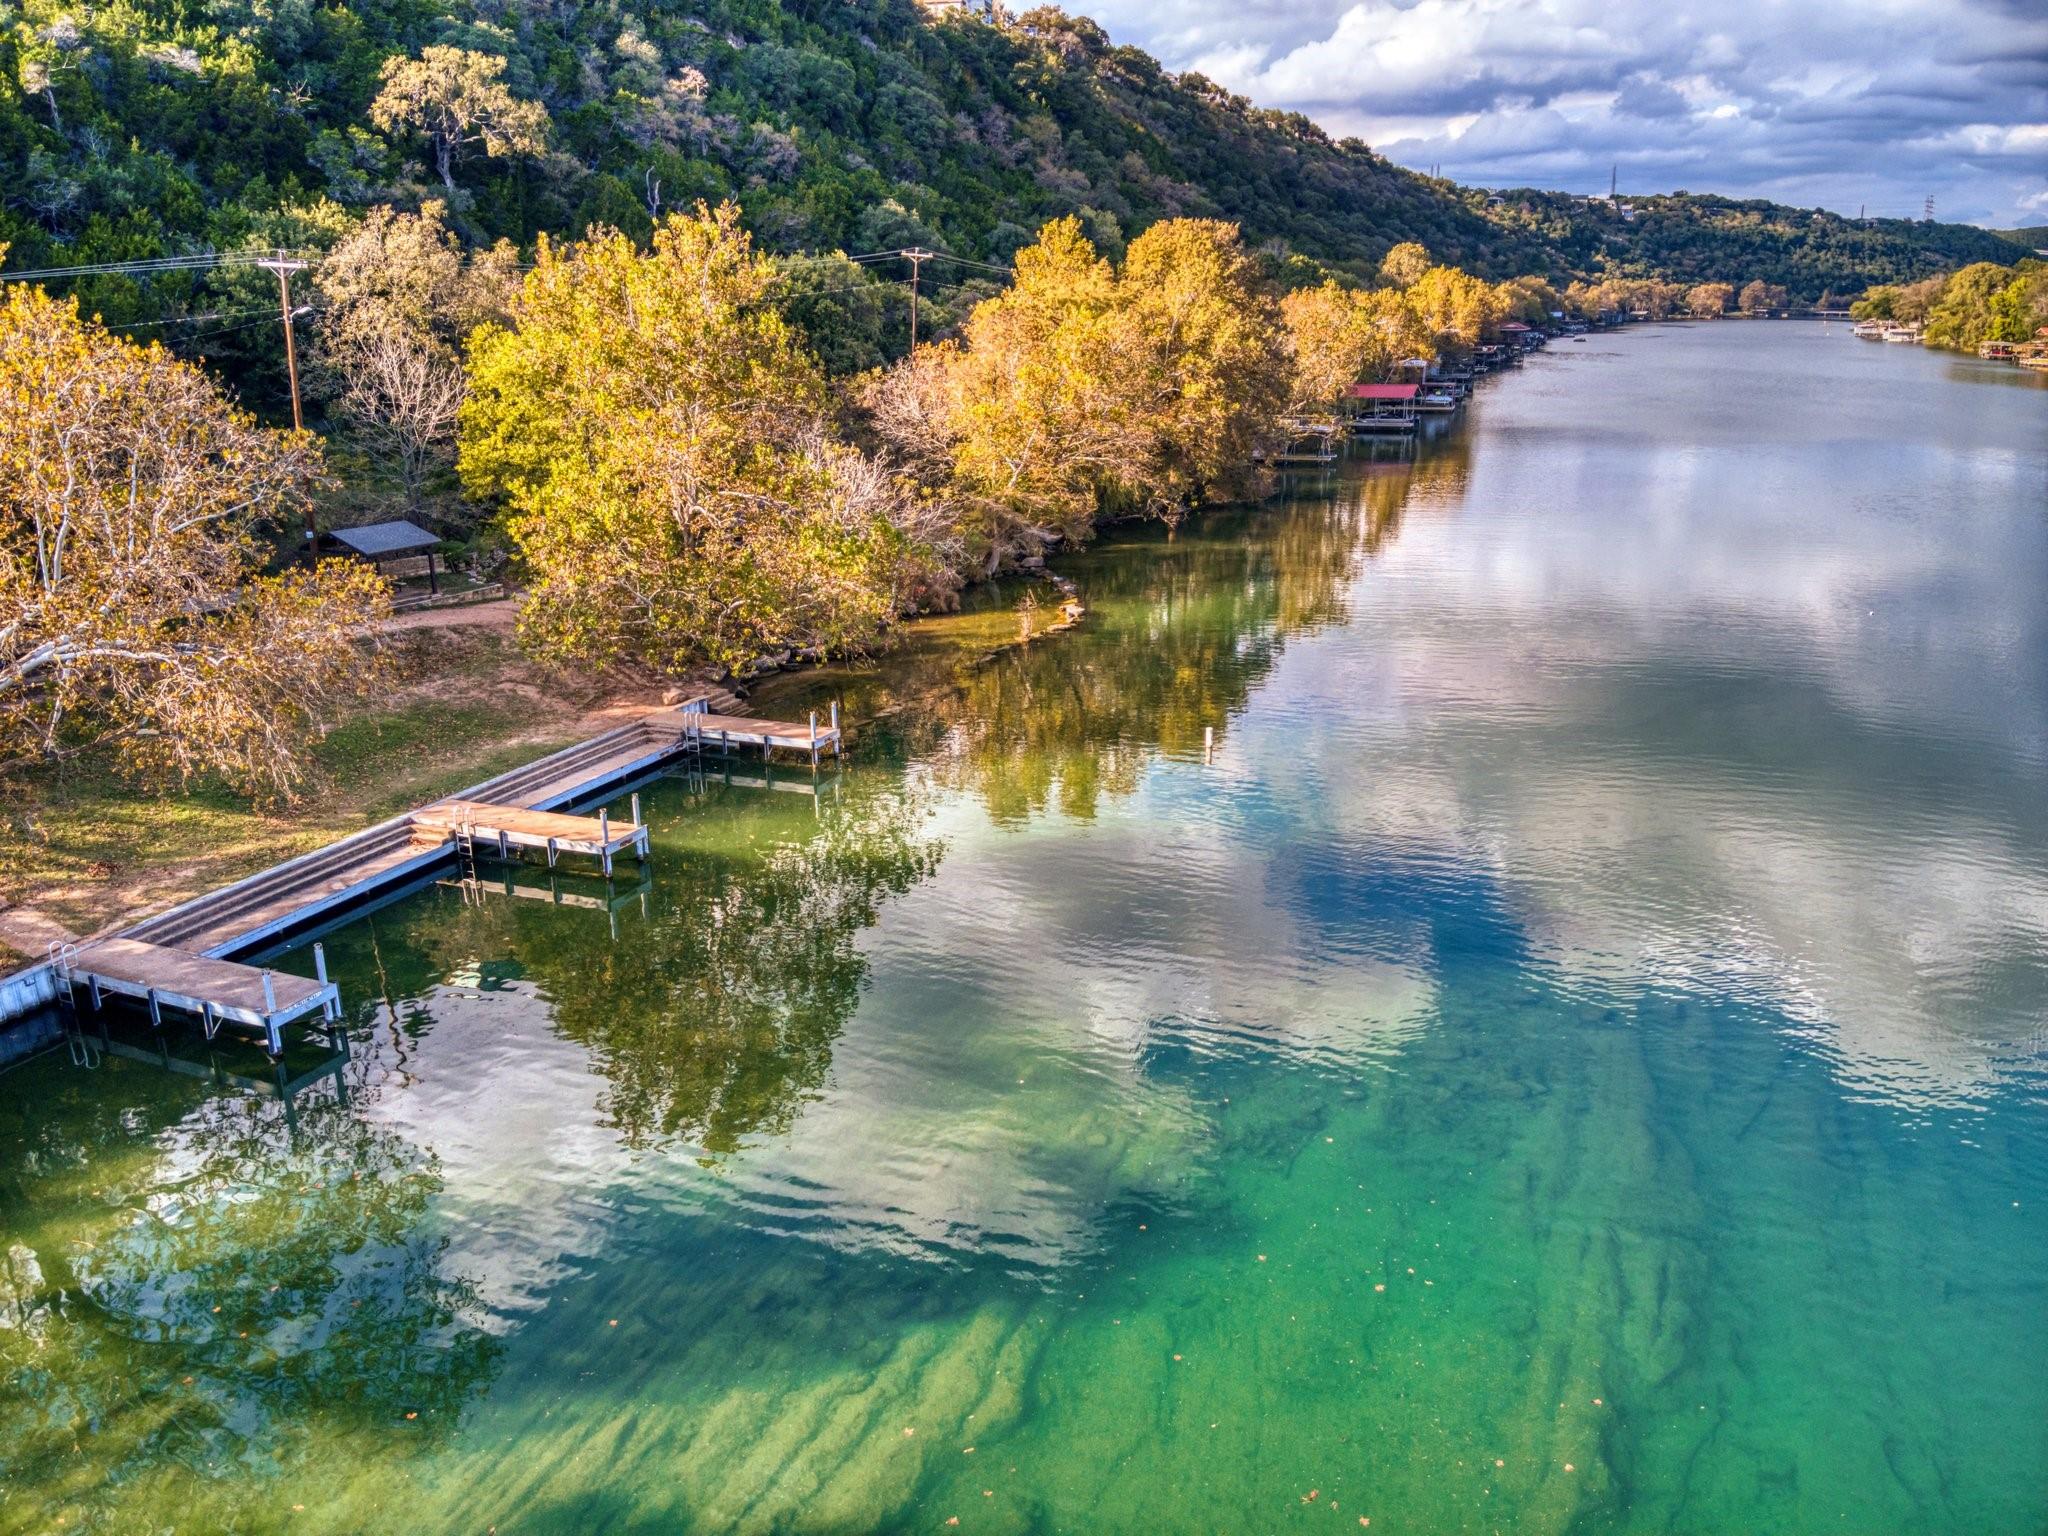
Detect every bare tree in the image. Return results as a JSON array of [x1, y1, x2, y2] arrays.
[[334, 327, 468, 515], [314, 203, 517, 517]]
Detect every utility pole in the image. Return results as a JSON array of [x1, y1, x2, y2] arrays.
[[1610, 163, 1617, 199], [904, 247, 934, 350], [1923, 194, 1935, 222], [256, 249, 315, 550]]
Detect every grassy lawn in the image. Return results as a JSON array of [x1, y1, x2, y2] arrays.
[[0, 625, 643, 940]]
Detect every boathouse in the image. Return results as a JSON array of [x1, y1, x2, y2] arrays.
[[1343, 383, 1419, 433]]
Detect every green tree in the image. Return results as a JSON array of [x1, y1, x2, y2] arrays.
[[459, 204, 929, 675]]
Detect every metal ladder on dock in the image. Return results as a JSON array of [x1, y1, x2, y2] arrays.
[[46, 941, 101, 1068]]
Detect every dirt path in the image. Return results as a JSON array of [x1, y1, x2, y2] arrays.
[[381, 598, 520, 631]]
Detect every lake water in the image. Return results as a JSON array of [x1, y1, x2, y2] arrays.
[[3, 322, 2044, 1534]]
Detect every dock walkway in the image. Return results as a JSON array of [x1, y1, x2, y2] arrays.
[[7, 692, 852, 1054]]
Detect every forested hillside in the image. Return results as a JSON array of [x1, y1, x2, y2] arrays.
[[0, 1, 1538, 301], [1469, 191, 2022, 304], [5, 0, 2011, 337]]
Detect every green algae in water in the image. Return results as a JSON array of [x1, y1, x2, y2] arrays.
[[3, 324, 2046, 1534]]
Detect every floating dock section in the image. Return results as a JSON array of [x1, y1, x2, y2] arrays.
[[414, 799, 651, 877], [51, 937, 341, 1056], [685, 703, 842, 769]]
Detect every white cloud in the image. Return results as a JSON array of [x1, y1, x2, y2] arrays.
[[1080, 0, 2048, 224]]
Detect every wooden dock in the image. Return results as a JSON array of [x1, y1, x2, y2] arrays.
[[414, 799, 650, 876], [54, 937, 341, 1056], [6, 693, 859, 1055], [686, 702, 842, 768]]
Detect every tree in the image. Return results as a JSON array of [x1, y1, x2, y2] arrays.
[[1281, 281, 1370, 414], [1686, 282, 1734, 318], [1407, 264, 1504, 348], [1379, 242, 1432, 289], [460, 204, 931, 674], [1279, 279, 1437, 412], [1495, 275, 1561, 325], [315, 203, 517, 517], [1738, 280, 1788, 314], [1110, 218, 1285, 517], [0, 282, 388, 798], [369, 47, 550, 196]]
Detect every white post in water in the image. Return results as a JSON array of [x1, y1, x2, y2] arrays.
[[1204, 725, 1215, 764], [313, 943, 329, 986], [630, 792, 642, 828], [599, 807, 610, 842]]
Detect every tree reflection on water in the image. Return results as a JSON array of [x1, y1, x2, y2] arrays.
[[0, 1057, 499, 1529], [765, 437, 1460, 823]]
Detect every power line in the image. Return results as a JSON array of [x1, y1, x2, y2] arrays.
[[0, 250, 318, 284]]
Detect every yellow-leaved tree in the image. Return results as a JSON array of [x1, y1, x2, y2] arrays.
[[460, 203, 931, 674], [1109, 218, 1286, 516], [0, 280, 389, 799], [1280, 280, 1440, 412], [1407, 265, 1507, 349], [865, 216, 1284, 571]]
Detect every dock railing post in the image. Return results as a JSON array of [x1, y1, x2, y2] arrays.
[[810, 711, 820, 774], [630, 792, 642, 828]]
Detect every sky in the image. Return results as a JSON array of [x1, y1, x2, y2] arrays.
[[1076, 0, 2048, 228]]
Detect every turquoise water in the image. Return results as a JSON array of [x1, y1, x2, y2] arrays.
[[3, 323, 2045, 1533]]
